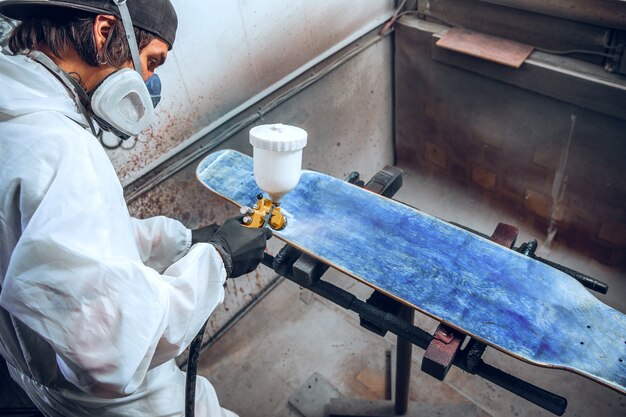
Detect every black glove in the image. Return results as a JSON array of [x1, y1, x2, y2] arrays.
[[209, 216, 273, 278], [191, 223, 220, 244]]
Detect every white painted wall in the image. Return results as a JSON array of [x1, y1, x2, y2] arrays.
[[107, 0, 395, 183]]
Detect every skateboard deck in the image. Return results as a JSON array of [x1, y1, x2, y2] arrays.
[[196, 149, 626, 394]]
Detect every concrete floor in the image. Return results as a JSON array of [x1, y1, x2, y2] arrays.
[[198, 166, 626, 417]]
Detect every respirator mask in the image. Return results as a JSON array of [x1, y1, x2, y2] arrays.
[[89, 0, 161, 139], [90, 70, 160, 139]]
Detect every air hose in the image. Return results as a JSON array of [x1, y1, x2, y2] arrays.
[[185, 319, 209, 417]]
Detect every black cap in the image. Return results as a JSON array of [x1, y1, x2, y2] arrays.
[[0, 0, 178, 49]]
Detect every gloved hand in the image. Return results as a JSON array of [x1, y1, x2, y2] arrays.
[[191, 223, 220, 244], [209, 216, 273, 278]]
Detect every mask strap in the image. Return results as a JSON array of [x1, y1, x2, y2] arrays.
[[113, 0, 143, 78], [27, 50, 99, 137]]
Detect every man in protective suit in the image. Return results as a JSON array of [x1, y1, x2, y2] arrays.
[[0, 1, 271, 416]]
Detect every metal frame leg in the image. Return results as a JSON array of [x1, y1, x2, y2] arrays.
[[394, 306, 414, 415]]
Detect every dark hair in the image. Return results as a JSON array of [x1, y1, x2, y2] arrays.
[[9, 11, 154, 67]]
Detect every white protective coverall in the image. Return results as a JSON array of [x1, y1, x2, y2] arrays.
[[0, 50, 236, 417]]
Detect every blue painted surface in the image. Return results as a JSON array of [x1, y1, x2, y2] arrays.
[[197, 149, 626, 394]]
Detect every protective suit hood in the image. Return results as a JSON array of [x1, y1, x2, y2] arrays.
[[0, 50, 88, 126]]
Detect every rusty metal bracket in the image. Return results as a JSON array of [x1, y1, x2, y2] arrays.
[[421, 324, 465, 381]]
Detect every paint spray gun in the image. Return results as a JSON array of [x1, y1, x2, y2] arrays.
[[241, 124, 307, 230], [186, 124, 306, 417]]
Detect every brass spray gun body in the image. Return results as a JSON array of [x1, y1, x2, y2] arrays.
[[241, 193, 286, 230]]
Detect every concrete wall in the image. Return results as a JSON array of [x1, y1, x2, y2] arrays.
[[106, 0, 395, 185], [395, 17, 626, 265]]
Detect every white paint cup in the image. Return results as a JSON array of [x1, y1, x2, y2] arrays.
[[249, 124, 308, 202]]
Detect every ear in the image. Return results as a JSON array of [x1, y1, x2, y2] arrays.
[[93, 15, 117, 53]]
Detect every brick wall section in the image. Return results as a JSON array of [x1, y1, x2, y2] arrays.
[[395, 23, 626, 265]]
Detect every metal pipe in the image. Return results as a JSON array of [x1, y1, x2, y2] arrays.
[[420, 0, 612, 56], [478, 0, 626, 30], [457, 357, 567, 416]]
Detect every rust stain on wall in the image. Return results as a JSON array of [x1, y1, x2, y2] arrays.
[[112, 104, 200, 183]]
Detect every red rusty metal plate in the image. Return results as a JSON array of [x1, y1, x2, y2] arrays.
[[436, 28, 534, 68], [491, 223, 519, 248], [422, 324, 464, 381]]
